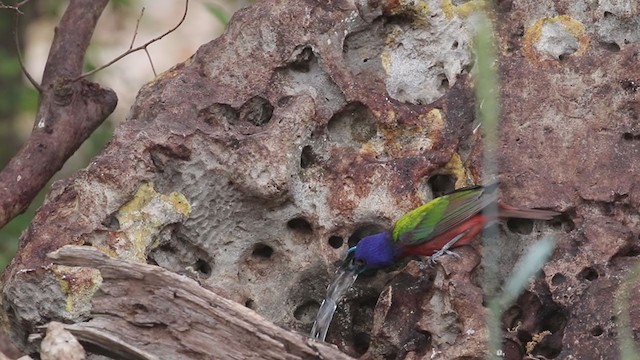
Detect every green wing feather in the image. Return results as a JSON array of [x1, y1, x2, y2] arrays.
[[391, 196, 450, 242], [392, 185, 498, 245]]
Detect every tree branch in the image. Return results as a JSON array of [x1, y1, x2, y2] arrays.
[[48, 246, 353, 360], [14, 9, 42, 92], [0, 0, 30, 14], [0, 0, 117, 229], [76, 0, 189, 80]]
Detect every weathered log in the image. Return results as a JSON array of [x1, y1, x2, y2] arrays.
[[47, 245, 352, 360]]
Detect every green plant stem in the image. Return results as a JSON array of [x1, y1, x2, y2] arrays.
[[617, 261, 640, 360], [473, 12, 502, 360]]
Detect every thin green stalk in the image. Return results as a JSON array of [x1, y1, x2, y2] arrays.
[[617, 262, 640, 360], [474, 14, 558, 359], [473, 12, 502, 360]]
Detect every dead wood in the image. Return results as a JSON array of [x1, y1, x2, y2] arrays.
[[48, 246, 352, 360]]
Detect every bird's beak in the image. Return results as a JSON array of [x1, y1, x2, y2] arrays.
[[340, 247, 365, 274]]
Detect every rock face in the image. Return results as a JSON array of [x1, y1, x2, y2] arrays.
[[1, 0, 640, 359]]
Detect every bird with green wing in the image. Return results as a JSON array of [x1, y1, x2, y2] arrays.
[[343, 183, 559, 272]]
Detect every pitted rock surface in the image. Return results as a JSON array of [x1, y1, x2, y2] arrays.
[[2, 0, 640, 359]]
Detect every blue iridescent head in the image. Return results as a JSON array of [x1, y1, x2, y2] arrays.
[[342, 232, 396, 272]]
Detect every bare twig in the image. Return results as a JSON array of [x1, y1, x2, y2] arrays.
[[77, 0, 189, 80], [129, 7, 146, 50], [144, 48, 157, 77], [13, 10, 42, 92], [0, 0, 30, 14]]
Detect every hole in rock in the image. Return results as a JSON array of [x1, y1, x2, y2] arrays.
[[327, 102, 377, 144], [549, 212, 575, 232], [577, 266, 599, 281], [239, 96, 274, 126], [623, 132, 640, 141], [149, 144, 192, 173], [252, 243, 274, 259], [439, 76, 450, 91], [245, 299, 255, 309], [132, 303, 148, 312], [613, 193, 629, 203], [300, 145, 316, 169], [288, 45, 314, 72], [428, 174, 457, 198], [287, 217, 313, 234], [399, 330, 432, 356], [102, 215, 120, 230], [517, 328, 532, 343], [293, 300, 320, 322], [620, 80, 640, 93], [590, 325, 604, 337], [602, 41, 621, 52], [328, 235, 344, 249], [158, 243, 176, 254], [551, 273, 566, 285], [200, 103, 239, 125], [348, 224, 387, 248], [277, 95, 293, 107], [614, 244, 640, 258], [414, 330, 432, 353], [451, 40, 459, 49], [529, 331, 563, 358], [603, 11, 614, 18], [384, 13, 415, 26], [350, 106, 377, 143], [194, 259, 212, 277], [507, 218, 534, 235], [353, 331, 371, 355], [540, 307, 568, 333], [503, 305, 523, 330]]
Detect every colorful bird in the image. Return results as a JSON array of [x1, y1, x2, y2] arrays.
[[343, 184, 559, 272]]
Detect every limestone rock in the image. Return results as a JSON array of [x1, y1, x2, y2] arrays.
[[40, 322, 85, 360], [1, 0, 639, 359]]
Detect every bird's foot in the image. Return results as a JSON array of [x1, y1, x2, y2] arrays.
[[427, 232, 467, 267], [427, 250, 460, 267]]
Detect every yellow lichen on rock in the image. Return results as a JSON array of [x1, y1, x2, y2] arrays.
[[442, 0, 487, 20], [51, 266, 102, 316], [412, 2, 431, 25], [523, 15, 590, 63], [97, 182, 192, 263], [444, 152, 474, 188], [430, 152, 474, 189], [423, 108, 445, 133]]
